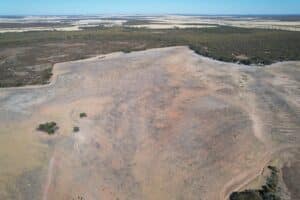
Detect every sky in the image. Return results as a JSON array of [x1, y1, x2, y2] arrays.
[[1, 0, 300, 15]]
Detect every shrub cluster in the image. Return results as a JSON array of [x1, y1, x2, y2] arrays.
[[37, 122, 59, 135]]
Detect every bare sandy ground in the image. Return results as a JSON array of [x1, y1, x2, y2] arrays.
[[138, 15, 300, 31], [129, 24, 216, 29], [0, 26, 81, 33], [1, 15, 299, 32], [0, 47, 299, 200]]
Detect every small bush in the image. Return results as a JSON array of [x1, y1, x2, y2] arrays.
[[73, 196, 85, 200], [73, 126, 80, 132], [80, 112, 87, 118], [239, 59, 252, 65], [37, 122, 58, 135], [122, 49, 132, 53]]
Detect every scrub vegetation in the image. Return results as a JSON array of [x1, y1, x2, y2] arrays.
[[1, 26, 300, 87], [79, 113, 87, 118], [37, 122, 59, 135], [230, 166, 281, 200], [73, 126, 80, 132]]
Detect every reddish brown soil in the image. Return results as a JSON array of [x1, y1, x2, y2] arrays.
[[0, 47, 299, 200]]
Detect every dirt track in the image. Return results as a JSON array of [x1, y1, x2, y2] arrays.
[[0, 47, 299, 200]]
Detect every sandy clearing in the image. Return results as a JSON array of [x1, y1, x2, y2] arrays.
[[135, 15, 300, 31], [125, 17, 300, 31], [128, 24, 217, 29], [0, 26, 81, 33], [0, 46, 299, 199], [1, 15, 300, 32]]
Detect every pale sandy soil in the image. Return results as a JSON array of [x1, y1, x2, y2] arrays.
[[134, 15, 300, 31], [0, 26, 81, 33], [74, 19, 126, 26], [1, 15, 299, 32], [219, 20, 300, 31], [129, 24, 216, 29], [0, 47, 299, 200]]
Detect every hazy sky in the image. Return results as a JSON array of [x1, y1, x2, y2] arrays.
[[1, 0, 300, 15]]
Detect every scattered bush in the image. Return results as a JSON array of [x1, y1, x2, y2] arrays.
[[73, 126, 80, 132], [239, 59, 251, 65], [80, 112, 87, 118], [37, 122, 59, 135], [122, 49, 132, 53], [73, 196, 85, 200]]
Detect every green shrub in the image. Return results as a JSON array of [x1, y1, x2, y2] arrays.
[[80, 112, 87, 118], [240, 59, 251, 65], [37, 122, 58, 135], [122, 49, 132, 53], [73, 126, 80, 132]]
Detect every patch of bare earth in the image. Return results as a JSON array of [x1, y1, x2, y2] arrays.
[[0, 47, 299, 200]]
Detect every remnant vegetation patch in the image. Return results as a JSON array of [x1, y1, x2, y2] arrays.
[[37, 122, 59, 135], [230, 166, 280, 200]]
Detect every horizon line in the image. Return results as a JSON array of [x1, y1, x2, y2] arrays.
[[1, 13, 300, 17]]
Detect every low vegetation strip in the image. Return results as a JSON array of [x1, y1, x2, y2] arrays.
[[1, 26, 300, 87], [230, 166, 280, 200]]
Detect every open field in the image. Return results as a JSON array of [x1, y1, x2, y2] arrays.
[[1, 26, 300, 87], [0, 47, 299, 200], [1, 15, 300, 32], [124, 15, 300, 31]]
